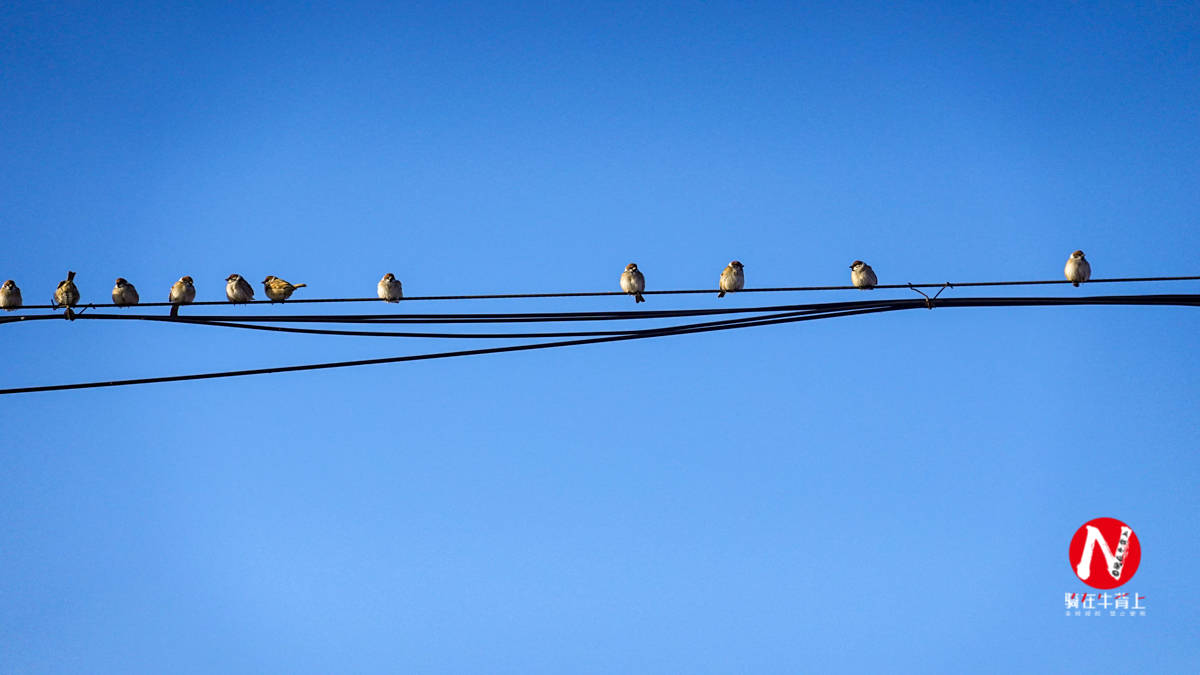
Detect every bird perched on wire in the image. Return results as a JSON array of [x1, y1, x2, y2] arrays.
[[111, 278, 139, 306], [378, 273, 403, 302], [225, 274, 254, 303], [263, 275, 306, 302], [850, 260, 878, 289], [54, 271, 81, 319], [718, 260, 744, 298], [1064, 250, 1091, 287], [620, 263, 645, 303], [169, 276, 195, 317], [0, 280, 22, 311]]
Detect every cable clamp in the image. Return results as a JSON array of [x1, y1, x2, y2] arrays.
[[907, 282, 954, 309]]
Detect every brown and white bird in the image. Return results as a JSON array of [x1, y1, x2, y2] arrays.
[[225, 274, 255, 303], [850, 260, 878, 289], [169, 275, 195, 316], [263, 275, 306, 302], [378, 273, 403, 302], [0, 280, 22, 311], [620, 263, 645, 303], [718, 260, 744, 298], [1064, 250, 1091, 287], [111, 278, 139, 306], [54, 271, 81, 319]]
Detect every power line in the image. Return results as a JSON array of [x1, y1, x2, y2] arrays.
[[4, 290, 1198, 329], [33, 304, 888, 339], [0, 304, 839, 324], [0, 302, 870, 327], [2, 293, 1197, 395], [0, 306, 900, 395], [8, 274, 1200, 310]]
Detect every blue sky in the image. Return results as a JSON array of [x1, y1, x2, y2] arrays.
[[2, 1, 1199, 672]]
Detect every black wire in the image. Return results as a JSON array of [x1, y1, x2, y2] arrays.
[[0, 301, 870, 329], [86, 304, 893, 338], [8, 274, 1200, 309], [2, 294, 1198, 396], [0, 304, 821, 325], [0, 305, 902, 395], [4, 292, 1198, 329]]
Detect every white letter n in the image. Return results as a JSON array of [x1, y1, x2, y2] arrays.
[[1075, 525, 1132, 581]]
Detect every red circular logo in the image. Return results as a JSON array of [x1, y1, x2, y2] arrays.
[[1068, 517, 1141, 589]]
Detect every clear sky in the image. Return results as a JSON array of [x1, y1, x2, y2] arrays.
[[2, 1, 1198, 672]]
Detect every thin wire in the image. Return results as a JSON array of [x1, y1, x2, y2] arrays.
[[9, 274, 1200, 309], [0, 302, 869, 328], [2, 294, 1197, 395], [57, 304, 889, 338], [0, 306, 901, 395], [0, 304, 828, 325], [3, 294, 1197, 333]]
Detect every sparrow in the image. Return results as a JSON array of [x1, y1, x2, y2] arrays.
[[718, 260, 744, 298], [378, 273, 403, 302], [850, 260, 878, 289], [263, 275, 306, 302], [111, 278, 140, 306], [54, 271, 81, 318], [225, 274, 255, 303], [620, 263, 645, 303], [1065, 250, 1091, 287], [0, 280, 22, 311], [169, 275, 195, 317]]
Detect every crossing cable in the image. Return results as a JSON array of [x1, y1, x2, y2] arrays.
[[38, 303, 895, 339], [0, 305, 902, 395], [3, 293, 1198, 331], [0, 301, 879, 333], [2, 293, 1198, 396], [9, 274, 1200, 310], [0, 302, 869, 326]]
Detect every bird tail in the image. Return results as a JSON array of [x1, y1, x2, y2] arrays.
[[1073, 281, 1080, 287], [292, 283, 307, 289], [718, 290, 726, 298], [170, 304, 179, 317], [67, 270, 75, 281], [635, 294, 645, 303]]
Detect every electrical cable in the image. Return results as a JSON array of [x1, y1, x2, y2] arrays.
[[2, 294, 1197, 395], [0, 305, 900, 395], [0, 301, 870, 330], [4, 292, 1197, 329]]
